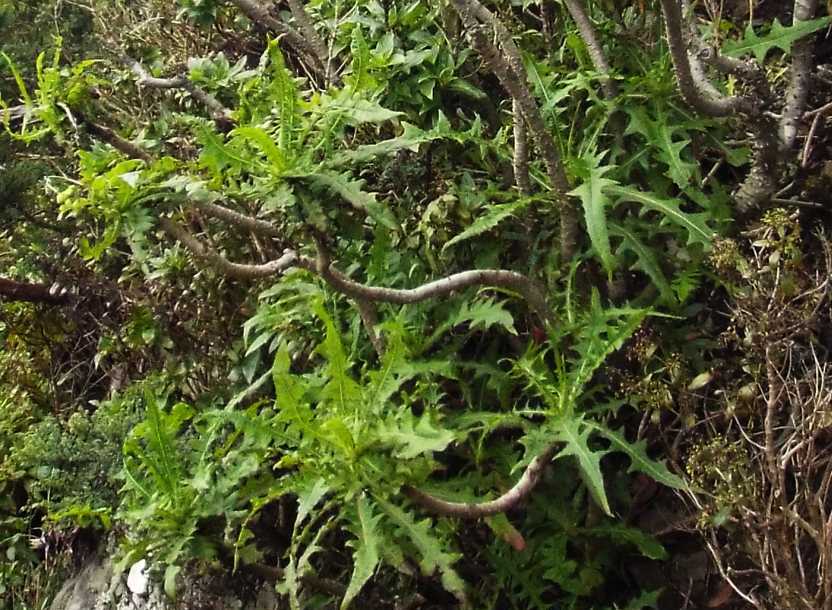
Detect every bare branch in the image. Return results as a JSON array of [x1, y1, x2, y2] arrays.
[[403, 444, 557, 518], [658, 0, 750, 117], [227, 0, 326, 77], [449, 0, 579, 260], [512, 99, 531, 194], [563, 0, 618, 99], [83, 118, 153, 162], [780, 0, 819, 150], [319, 263, 552, 324], [164, 217, 553, 321], [192, 200, 282, 237], [125, 57, 233, 122], [286, 0, 328, 73], [160, 218, 299, 280]]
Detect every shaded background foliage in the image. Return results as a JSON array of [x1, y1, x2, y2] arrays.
[[1, 1, 832, 609]]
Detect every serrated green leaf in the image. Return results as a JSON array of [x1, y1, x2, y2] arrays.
[[569, 157, 616, 275], [302, 172, 398, 230], [552, 417, 611, 515], [452, 298, 516, 334], [334, 119, 452, 164], [341, 496, 381, 609], [723, 16, 831, 63], [585, 524, 666, 560], [609, 222, 673, 301], [378, 411, 455, 459], [606, 184, 714, 248], [443, 198, 531, 251], [588, 424, 687, 490], [272, 350, 313, 432], [233, 126, 286, 172], [375, 497, 466, 601]]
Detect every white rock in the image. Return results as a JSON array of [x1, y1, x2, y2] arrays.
[[127, 560, 149, 596]]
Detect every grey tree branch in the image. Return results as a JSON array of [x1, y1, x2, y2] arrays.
[[125, 58, 233, 122], [285, 0, 328, 73], [779, 0, 819, 150], [83, 118, 153, 162], [162, 218, 553, 321], [227, 0, 326, 77], [449, 0, 579, 260], [659, 0, 749, 117], [318, 263, 553, 324], [192, 200, 282, 237], [512, 99, 531, 194], [563, 0, 617, 99], [160, 218, 299, 279], [403, 444, 558, 518]]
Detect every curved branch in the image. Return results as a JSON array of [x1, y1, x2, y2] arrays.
[[319, 264, 552, 324], [160, 218, 298, 279], [780, 0, 819, 150], [403, 444, 558, 518], [83, 118, 153, 162], [164, 218, 553, 321], [125, 58, 233, 122], [658, 0, 749, 117], [192, 200, 281, 237]]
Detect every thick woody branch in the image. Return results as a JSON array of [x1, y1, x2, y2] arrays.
[[126, 58, 233, 122], [659, 0, 749, 117], [0, 277, 70, 306], [160, 218, 298, 280], [449, 0, 579, 260], [319, 264, 552, 324], [563, 0, 617, 99], [696, 49, 782, 212], [780, 0, 818, 150], [164, 218, 553, 321], [227, 0, 326, 77], [512, 100, 531, 194], [285, 0, 328, 71], [192, 200, 281, 237], [403, 444, 558, 518], [83, 118, 153, 162]]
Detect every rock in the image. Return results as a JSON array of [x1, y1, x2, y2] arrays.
[[127, 560, 149, 596], [48, 554, 283, 610]]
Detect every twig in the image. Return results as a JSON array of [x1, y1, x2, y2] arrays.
[[83, 118, 153, 162], [659, 0, 748, 117], [160, 219, 299, 279], [801, 112, 822, 168], [403, 444, 558, 518], [192, 200, 282, 237]]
